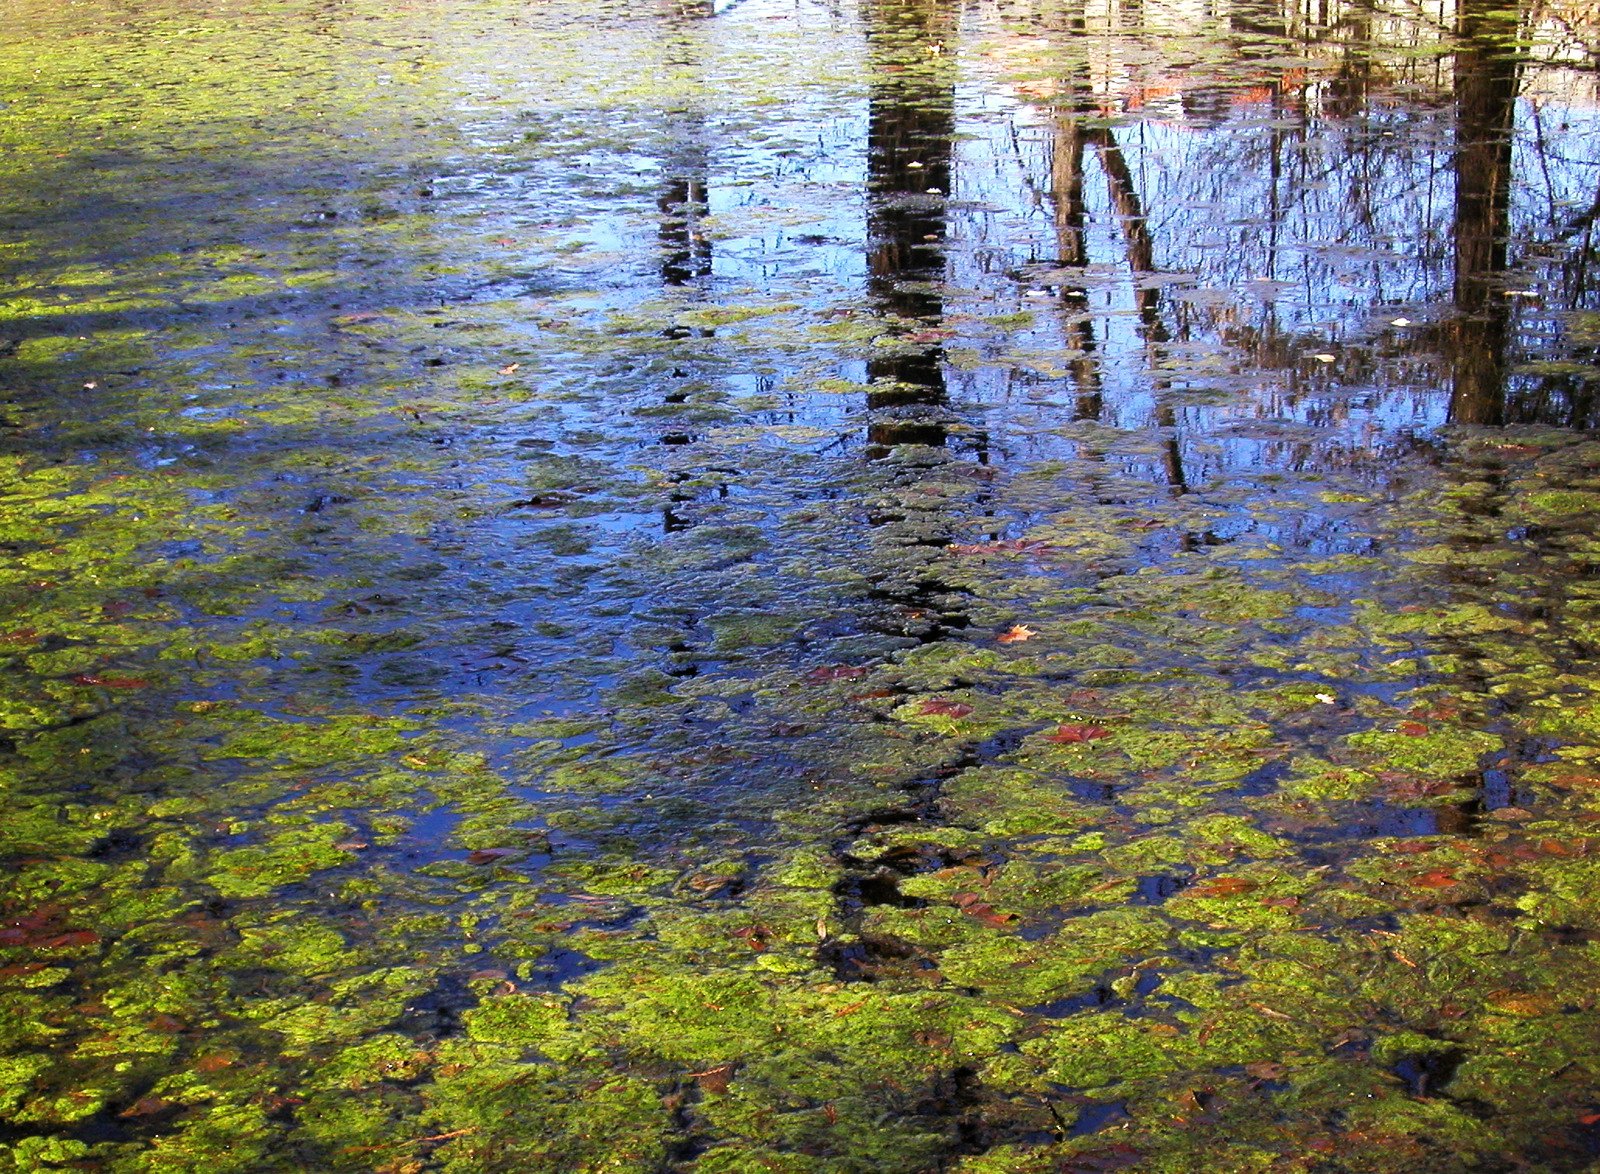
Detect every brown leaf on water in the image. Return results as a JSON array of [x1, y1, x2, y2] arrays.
[[71, 674, 149, 689], [807, 664, 869, 682], [1487, 807, 1533, 822], [1397, 721, 1429, 737], [1487, 990, 1555, 1016], [918, 698, 973, 718], [691, 1063, 737, 1095], [952, 891, 1017, 927], [467, 848, 518, 865], [1188, 876, 1258, 899], [1414, 869, 1459, 889], [731, 925, 771, 952], [119, 1097, 173, 1119], [997, 624, 1036, 644], [334, 840, 369, 852], [1045, 723, 1111, 744], [498, 363, 520, 375], [948, 538, 1049, 556]]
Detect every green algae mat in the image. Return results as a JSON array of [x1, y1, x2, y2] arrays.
[[5, 0, 1600, 1167]]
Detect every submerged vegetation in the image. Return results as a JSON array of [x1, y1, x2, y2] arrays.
[[3, 0, 1600, 1167]]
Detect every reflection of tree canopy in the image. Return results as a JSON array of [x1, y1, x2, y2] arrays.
[[956, 0, 1600, 431]]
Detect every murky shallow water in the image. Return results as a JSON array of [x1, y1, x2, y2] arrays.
[[4, 0, 1600, 1167]]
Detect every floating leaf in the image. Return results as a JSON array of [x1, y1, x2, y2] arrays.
[[1046, 724, 1111, 744], [948, 538, 1049, 556], [808, 664, 869, 682], [1187, 876, 1258, 898], [691, 1063, 736, 1095], [1414, 869, 1459, 889], [952, 891, 1016, 926], [997, 624, 1036, 644]]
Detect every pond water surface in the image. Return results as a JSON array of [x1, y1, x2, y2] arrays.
[[5, 0, 1600, 1168]]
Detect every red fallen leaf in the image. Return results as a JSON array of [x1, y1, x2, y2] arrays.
[[467, 848, 518, 865], [1415, 869, 1459, 889], [71, 674, 149, 689], [1046, 724, 1111, 744], [732, 925, 771, 952], [1580, 1113, 1600, 1126], [0, 963, 50, 979], [692, 1063, 737, 1095], [996, 624, 1036, 644], [1188, 877, 1258, 899], [850, 689, 900, 701], [948, 538, 1050, 556], [918, 699, 973, 718], [36, 930, 100, 950], [1384, 776, 1459, 799], [1487, 807, 1532, 822], [952, 892, 1017, 926], [1397, 721, 1429, 737], [808, 664, 869, 682], [1546, 773, 1600, 790], [119, 1096, 173, 1119], [1261, 896, 1300, 909], [192, 1053, 235, 1073]]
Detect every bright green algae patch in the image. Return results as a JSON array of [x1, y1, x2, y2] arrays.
[[5, 0, 1600, 1168]]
